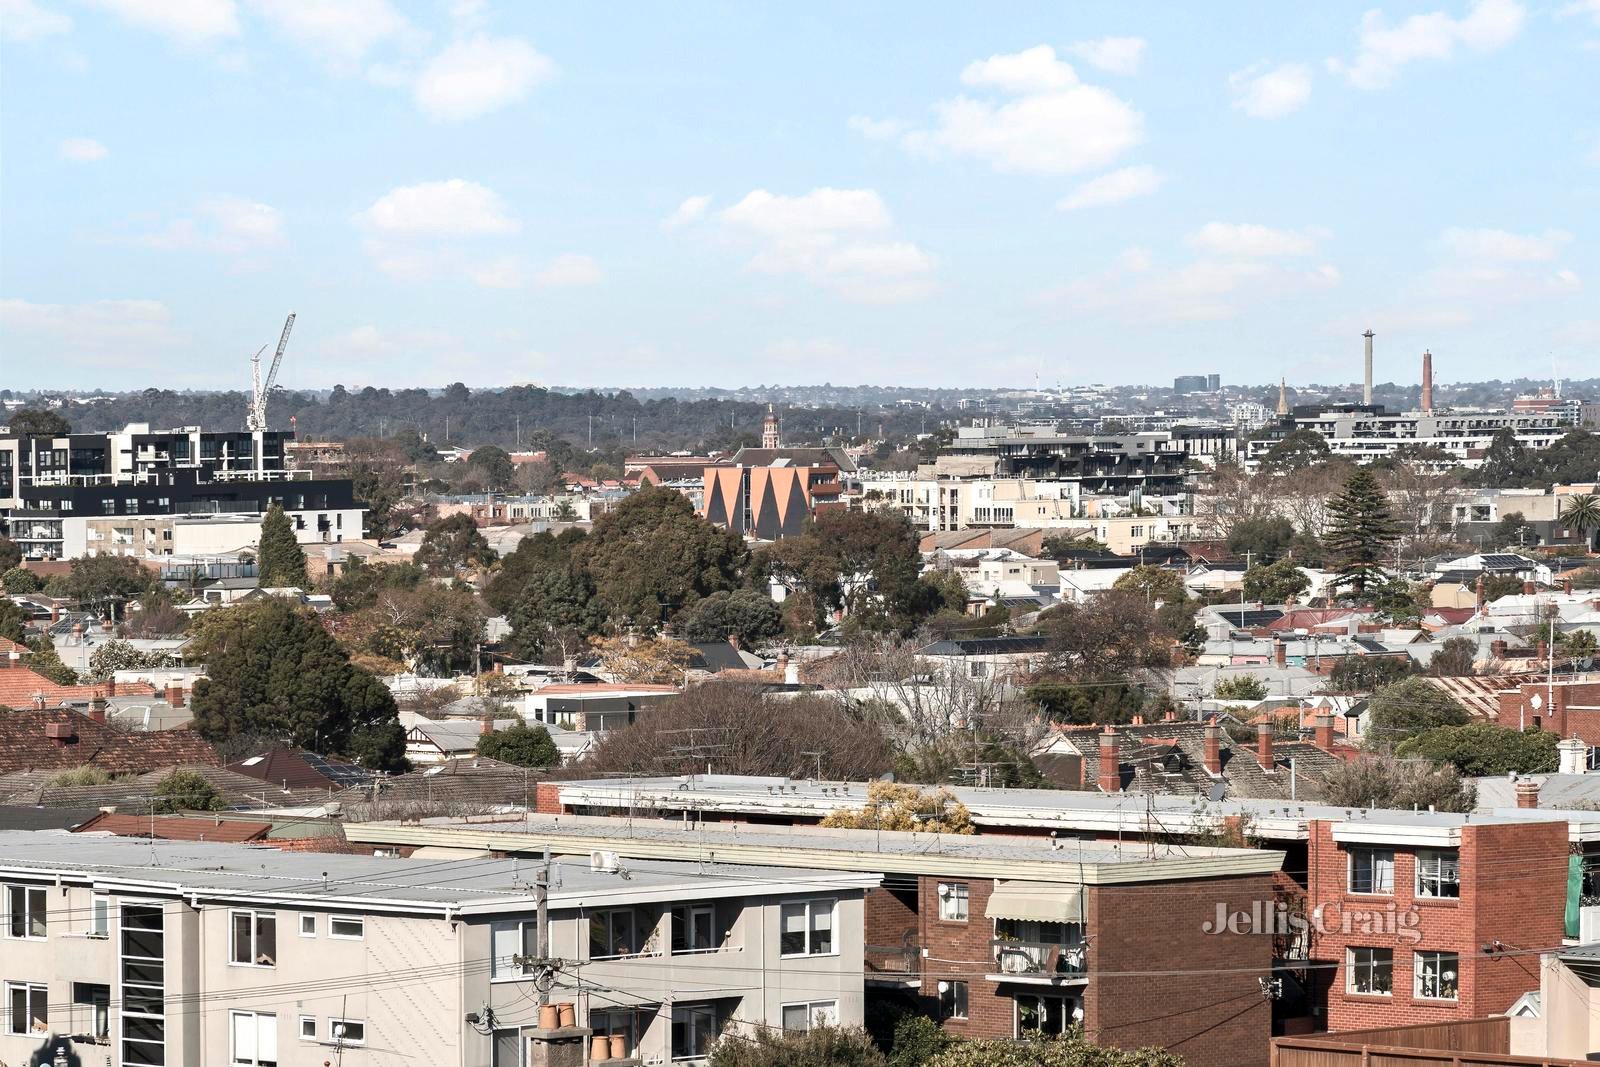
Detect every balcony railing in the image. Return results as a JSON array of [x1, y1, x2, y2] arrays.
[[991, 939, 1087, 980]]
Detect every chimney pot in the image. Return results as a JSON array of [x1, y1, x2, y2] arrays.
[[1515, 778, 1541, 809]]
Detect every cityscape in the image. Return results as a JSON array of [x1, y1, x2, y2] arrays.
[[3, 3, 1599, 1067]]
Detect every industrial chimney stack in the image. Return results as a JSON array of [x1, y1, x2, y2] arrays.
[[1362, 329, 1375, 405], [1421, 349, 1433, 413]]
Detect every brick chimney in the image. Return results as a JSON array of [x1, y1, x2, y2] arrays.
[[1274, 639, 1287, 668], [728, 634, 740, 652], [1536, 640, 1548, 663], [480, 716, 494, 736], [1523, 579, 1536, 595], [165, 682, 184, 708], [1563, 577, 1574, 596], [1098, 729, 1120, 793], [89, 696, 107, 723], [1491, 639, 1508, 658], [45, 721, 75, 745], [1515, 778, 1541, 809], [50, 603, 61, 624], [1314, 713, 1335, 752], [1257, 722, 1275, 770], [1475, 574, 1486, 613], [1203, 718, 1223, 776], [105, 678, 117, 697]]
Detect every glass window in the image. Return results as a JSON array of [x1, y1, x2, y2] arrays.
[[72, 982, 110, 1041], [781, 1001, 838, 1033], [329, 916, 363, 939], [1016, 994, 1072, 1037], [492, 1028, 524, 1067], [120, 904, 166, 1066], [230, 909, 277, 966], [938, 883, 969, 922], [590, 1009, 641, 1059], [589, 909, 640, 959], [671, 1003, 718, 1061], [1417, 850, 1461, 899], [1415, 951, 1460, 1000], [1348, 947, 1394, 995], [492, 921, 538, 979], [940, 981, 969, 1020], [299, 1016, 317, 1040], [5, 982, 48, 1035], [230, 1010, 277, 1066], [299, 914, 316, 937], [330, 1019, 365, 1046], [6, 884, 47, 938], [779, 899, 836, 957], [1348, 848, 1395, 895], [92, 897, 110, 936], [673, 903, 716, 953]]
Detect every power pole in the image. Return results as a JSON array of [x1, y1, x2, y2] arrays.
[[535, 847, 551, 1005]]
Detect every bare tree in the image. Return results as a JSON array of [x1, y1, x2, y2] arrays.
[[1194, 460, 1273, 539], [1381, 460, 1465, 559]]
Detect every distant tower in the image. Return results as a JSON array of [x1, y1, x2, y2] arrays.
[[1362, 329, 1375, 406], [1277, 377, 1290, 416], [761, 404, 781, 449], [1420, 349, 1434, 413]]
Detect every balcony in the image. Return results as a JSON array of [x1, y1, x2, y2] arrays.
[[989, 938, 1087, 984]]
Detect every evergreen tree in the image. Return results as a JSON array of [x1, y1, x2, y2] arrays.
[[1324, 469, 1399, 596], [256, 503, 307, 586], [476, 722, 560, 768]]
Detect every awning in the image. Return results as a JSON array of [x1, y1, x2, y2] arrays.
[[984, 881, 1085, 923]]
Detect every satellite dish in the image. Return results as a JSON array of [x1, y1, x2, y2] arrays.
[[1208, 781, 1226, 802]]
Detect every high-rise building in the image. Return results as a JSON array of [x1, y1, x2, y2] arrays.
[[1206, 373, 1221, 391], [1173, 375, 1209, 394]]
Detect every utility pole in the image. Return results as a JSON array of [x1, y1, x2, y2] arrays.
[[535, 847, 551, 1005]]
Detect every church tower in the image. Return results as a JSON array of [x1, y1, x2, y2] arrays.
[[762, 404, 781, 449], [1277, 378, 1290, 416]]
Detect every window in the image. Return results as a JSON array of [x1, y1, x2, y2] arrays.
[[72, 983, 110, 1041], [91, 897, 110, 937], [492, 1028, 525, 1067], [672, 1003, 719, 1061], [121, 903, 166, 1066], [329, 1019, 366, 1046], [1015, 994, 1074, 1037], [299, 914, 316, 937], [230, 1010, 278, 1066], [6, 884, 46, 938], [1347, 947, 1393, 995], [591, 1009, 642, 1059], [1415, 951, 1460, 1001], [1417, 850, 1461, 899], [298, 1015, 317, 1041], [938, 883, 969, 922], [672, 903, 716, 953], [230, 909, 278, 966], [1348, 848, 1395, 895], [940, 980, 969, 1020], [492, 920, 537, 979], [781, 1001, 838, 1033], [589, 909, 640, 959], [5, 982, 47, 1035], [329, 916, 364, 940], [779, 899, 835, 957]]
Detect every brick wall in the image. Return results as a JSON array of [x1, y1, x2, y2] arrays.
[[533, 782, 562, 814], [1495, 680, 1600, 745], [1305, 819, 1567, 1033]]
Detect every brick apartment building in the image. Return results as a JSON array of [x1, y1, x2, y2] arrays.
[[1496, 679, 1600, 749]]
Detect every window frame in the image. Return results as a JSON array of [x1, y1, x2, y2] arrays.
[[589, 908, 642, 960], [779, 898, 837, 959], [1347, 946, 1395, 997], [328, 916, 364, 940], [5, 980, 48, 1036], [779, 1000, 839, 1034], [940, 980, 969, 1020], [672, 902, 717, 954], [6, 883, 47, 940], [937, 883, 970, 923], [91, 896, 111, 937], [228, 908, 279, 968], [1347, 847, 1395, 896], [329, 1017, 367, 1046], [1414, 950, 1461, 1002], [671, 1002, 720, 1061], [298, 1015, 318, 1041], [1416, 849, 1461, 900], [1014, 993, 1072, 1038], [491, 919, 538, 981], [71, 981, 111, 1042], [229, 1008, 278, 1066], [299, 914, 317, 938]]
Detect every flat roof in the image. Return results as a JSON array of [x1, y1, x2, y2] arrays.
[[345, 812, 1286, 884], [0, 830, 878, 917]]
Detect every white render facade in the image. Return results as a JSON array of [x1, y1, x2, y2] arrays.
[[0, 831, 875, 1067]]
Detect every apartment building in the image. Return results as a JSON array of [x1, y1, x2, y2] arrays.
[[345, 814, 1284, 1067], [861, 472, 1189, 537], [0, 830, 876, 1067], [941, 425, 1194, 493], [1245, 405, 1572, 467]]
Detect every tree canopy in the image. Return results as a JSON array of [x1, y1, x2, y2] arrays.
[[1319, 752, 1475, 812], [1242, 557, 1310, 604], [476, 721, 560, 768], [673, 588, 785, 646], [1365, 676, 1471, 746], [152, 769, 224, 813], [256, 503, 307, 587], [1396, 723, 1559, 777], [7, 409, 72, 435], [416, 514, 498, 574], [63, 554, 152, 616], [819, 781, 975, 834], [1324, 469, 1399, 596]]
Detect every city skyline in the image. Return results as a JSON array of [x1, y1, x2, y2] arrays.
[[2, 0, 1596, 390]]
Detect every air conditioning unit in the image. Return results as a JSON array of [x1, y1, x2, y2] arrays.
[[590, 850, 621, 874]]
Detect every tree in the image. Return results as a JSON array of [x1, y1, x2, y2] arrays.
[[580, 681, 893, 779], [25, 635, 77, 685], [328, 557, 425, 612], [1319, 753, 1475, 812], [1326, 655, 1416, 692], [819, 781, 975, 834], [1227, 516, 1295, 561], [1, 566, 41, 594], [1478, 428, 1537, 488], [1242, 558, 1310, 604], [476, 722, 560, 768], [485, 527, 589, 615], [1558, 628, 1598, 660], [1365, 676, 1471, 746], [6, 409, 72, 435], [88, 639, 160, 681], [1027, 680, 1146, 725], [1112, 565, 1187, 605], [0, 536, 20, 572], [1324, 469, 1399, 596], [1214, 674, 1267, 701], [466, 445, 515, 490], [673, 589, 784, 646], [0, 599, 26, 643], [415, 514, 498, 574], [1428, 637, 1477, 677], [578, 485, 746, 627], [710, 1025, 887, 1067], [1260, 428, 1332, 472], [1382, 460, 1462, 558], [588, 634, 696, 683], [1560, 494, 1600, 548], [925, 1029, 1184, 1067], [1040, 532, 1109, 559], [152, 769, 224, 813], [507, 564, 606, 661], [1396, 724, 1559, 777], [1492, 511, 1535, 550], [1038, 590, 1179, 683], [256, 503, 307, 587], [350, 584, 487, 674], [189, 599, 407, 772], [63, 554, 152, 617]]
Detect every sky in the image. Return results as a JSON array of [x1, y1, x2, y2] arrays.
[[1, 0, 1597, 392]]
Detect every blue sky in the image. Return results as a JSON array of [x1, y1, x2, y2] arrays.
[[2, 0, 1596, 391]]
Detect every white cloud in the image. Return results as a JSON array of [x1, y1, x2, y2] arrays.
[[902, 45, 1143, 175], [0, 298, 184, 368], [134, 196, 285, 252], [1552, 268, 1582, 291], [466, 255, 529, 289], [1188, 222, 1322, 257], [1048, 246, 1340, 324], [358, 179, 519, 236], [1068, 36, 1146, 75], [535, 253, 604, 287], [719, 188, 891, 237], [1117, 246, 1152, 272], [1328, 0, 1525, 90], [81, 0, 239, 44], [1056, 165, 1163, 210], [1, 0, 72, 41], [661, 195, 711, 230], [248, 0, 414, 68], [847, 115, 907, 141], [59, 137, 109, 162], [1441, 226, 1572, 261], [1229, 62, 1312, 119], [413, 34, 554, 121], [1560, 0, 1600, 25]]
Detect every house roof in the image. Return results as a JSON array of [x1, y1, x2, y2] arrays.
[[0, 804, 99, 831], [0, 709, 219, 775], [228, 747, 374, 791], [407, 719, 519, 753], [1419, 673, 1545, 721], [729, 446, 857, 472], [917, 635, 1051, 657], [0, 662, 128, 709], [74, 812, 272, 843], [688, 642, 763, 672]]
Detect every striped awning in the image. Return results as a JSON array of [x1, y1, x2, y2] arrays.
[[984, 881, 1084, 923]]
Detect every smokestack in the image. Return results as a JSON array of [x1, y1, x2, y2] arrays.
[[1362, 329, 1375, 405], [1098, 729, 1121, 793], [1420, 349, 1434, 413]]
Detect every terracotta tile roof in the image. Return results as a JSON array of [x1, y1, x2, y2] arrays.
[[0, 663, 113, 708], [0, 709, 219, 775], [73, 812, 272, 843]]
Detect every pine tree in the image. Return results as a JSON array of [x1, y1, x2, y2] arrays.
[[1324, 468, 1399, 596], [257, 503, 307, 587]]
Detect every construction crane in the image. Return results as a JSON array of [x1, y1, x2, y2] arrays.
[[247, 313, 295, 431]]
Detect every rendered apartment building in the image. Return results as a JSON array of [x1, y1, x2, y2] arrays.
[[0, 830, 876, 1067]]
